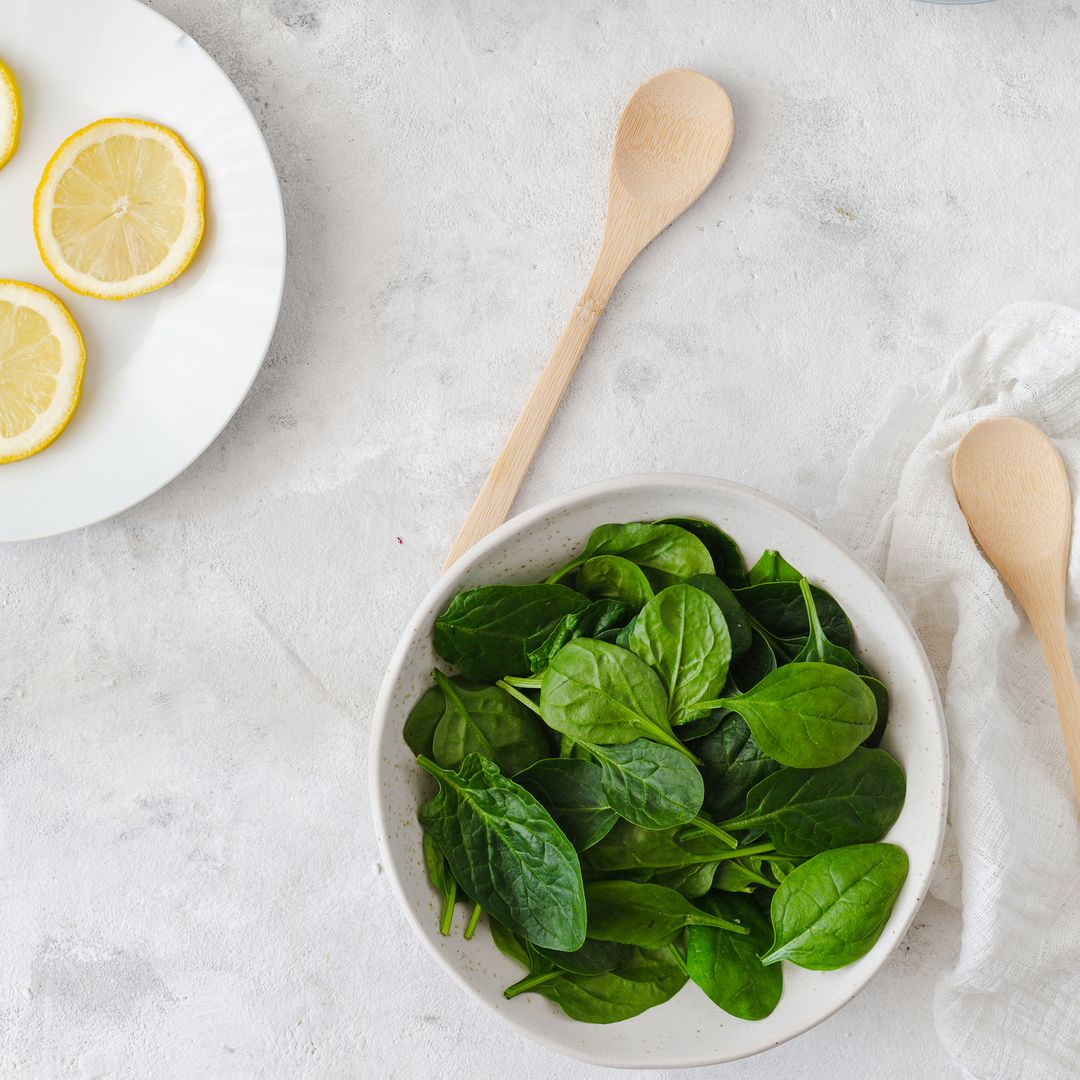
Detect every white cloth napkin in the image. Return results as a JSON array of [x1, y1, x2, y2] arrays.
[[820, 302, 1080, 1080]]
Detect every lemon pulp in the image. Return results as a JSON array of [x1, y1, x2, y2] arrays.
[[35, 118, 204, 300], [0, 281, 86, 464]]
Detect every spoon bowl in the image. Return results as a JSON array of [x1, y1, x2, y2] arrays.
[[952, 417, 1071, 574], [608, 69, 734, 254]]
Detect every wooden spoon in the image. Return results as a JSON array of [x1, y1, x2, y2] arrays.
[[443, 69, 735, 568], [952, 417, 1080, 803]]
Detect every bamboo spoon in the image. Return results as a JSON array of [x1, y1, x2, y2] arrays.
[[952, 417, 1080, 804], [443, 69, 735, 568]]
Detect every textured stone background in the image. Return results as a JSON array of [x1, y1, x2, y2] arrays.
[[2, 0, 1078, 1076]]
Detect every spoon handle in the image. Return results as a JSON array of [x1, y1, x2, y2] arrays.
[[442, 263, 621, 569], [1031, 613, 1080, 805]]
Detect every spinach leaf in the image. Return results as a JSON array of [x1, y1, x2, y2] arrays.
[[548, 522, 714, 585], [683, 574, 752, 658], [695, 714, 782, 820], [791, 577, 865, 672], [434, 584, 590, 681], [584, 739, 704, 830], [734, 580, 853, 648], [762, 843, 909, 969], [535, 938, 630, 976], [760, 854, 801, 883], [673, 706, 728, 742], [716, 853, 801, 891], [489, 915, 533, 968], [649, 860, 722, 898], [493, 922, 630, 997], [423, 832, 459, 935], [585, 880, 748, 948], [722, 747, 906, 856], [708, 662, 877, 768], [749, 621, 805, 665], [728, 630, 777, 692], [403, 683, 445, 758], [576, 556, 655, 608], [614, 615, 638, 650], [862, 677, 890, 748], [429, 670, 550, 775], [628, 584, 732, 725], [713, 857, 774, 893], [525, 945, 688, 1023], [711, 852, 802, 893], [514, 757, 618, 851], [527, 599, 633, 674], [656, 517, 746, 587], [685, 893, 782, 1020], [747, 549, 803, 585], [540, 638, 698, 762], [491, 928, 565, 998], [791, 577, 891, 750], [582, 819, 748, 876], [418, 753, 586, 951]]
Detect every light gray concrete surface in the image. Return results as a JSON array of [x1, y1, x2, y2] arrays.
[[4, 0, 1078, 1076]]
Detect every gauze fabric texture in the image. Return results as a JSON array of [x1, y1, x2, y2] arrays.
[[821, 302, 1080, 1080]]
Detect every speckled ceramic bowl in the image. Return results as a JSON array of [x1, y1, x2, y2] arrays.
[[370, 474, 948, 1069]]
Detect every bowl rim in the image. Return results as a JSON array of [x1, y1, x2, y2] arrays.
[[369, 472, 949, 1068]]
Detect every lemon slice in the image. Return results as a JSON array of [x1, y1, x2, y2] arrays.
[[0, 281, 85, 464], [0, 60, 19, 168], [34, 118, 205, 300]]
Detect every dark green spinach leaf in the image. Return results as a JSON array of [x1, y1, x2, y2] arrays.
[[729, 630, 778, 692], [695, 714, 783, 820], [585, 880, 748, 948], [404, 683, 446, 758], [429, 670, 550, 774], [423, 832, 459, 935], [734, 581, 853, 648], [418, 753, 586, 951], [672, 706, 728, 742], [527, 599, 634, 674], [582, 819, 747, 877], [862, 677, 890, 748], [712, 857, 774, 893], [791, 577, 864, 671], [649, 860, 722, 898], [514, 757, 617, 851], [722, 747, 906, 855], [535, 938, 630, 976], [791, 577, 891, 750], [434, 584, 590, 681], [584, 739, 704, 830], [524, 945, 688, 1023], [686, 893, 782, 1020], [489, 915, 533, 967]]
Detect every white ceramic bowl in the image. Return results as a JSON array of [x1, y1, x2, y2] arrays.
[[370, 474, 948, 1069]]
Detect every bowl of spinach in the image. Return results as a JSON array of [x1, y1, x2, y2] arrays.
[[371, 474, 947, 1067]]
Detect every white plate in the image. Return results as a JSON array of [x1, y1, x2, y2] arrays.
[[0, 0, 285, 540], [370, 474, 948, 1069]]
